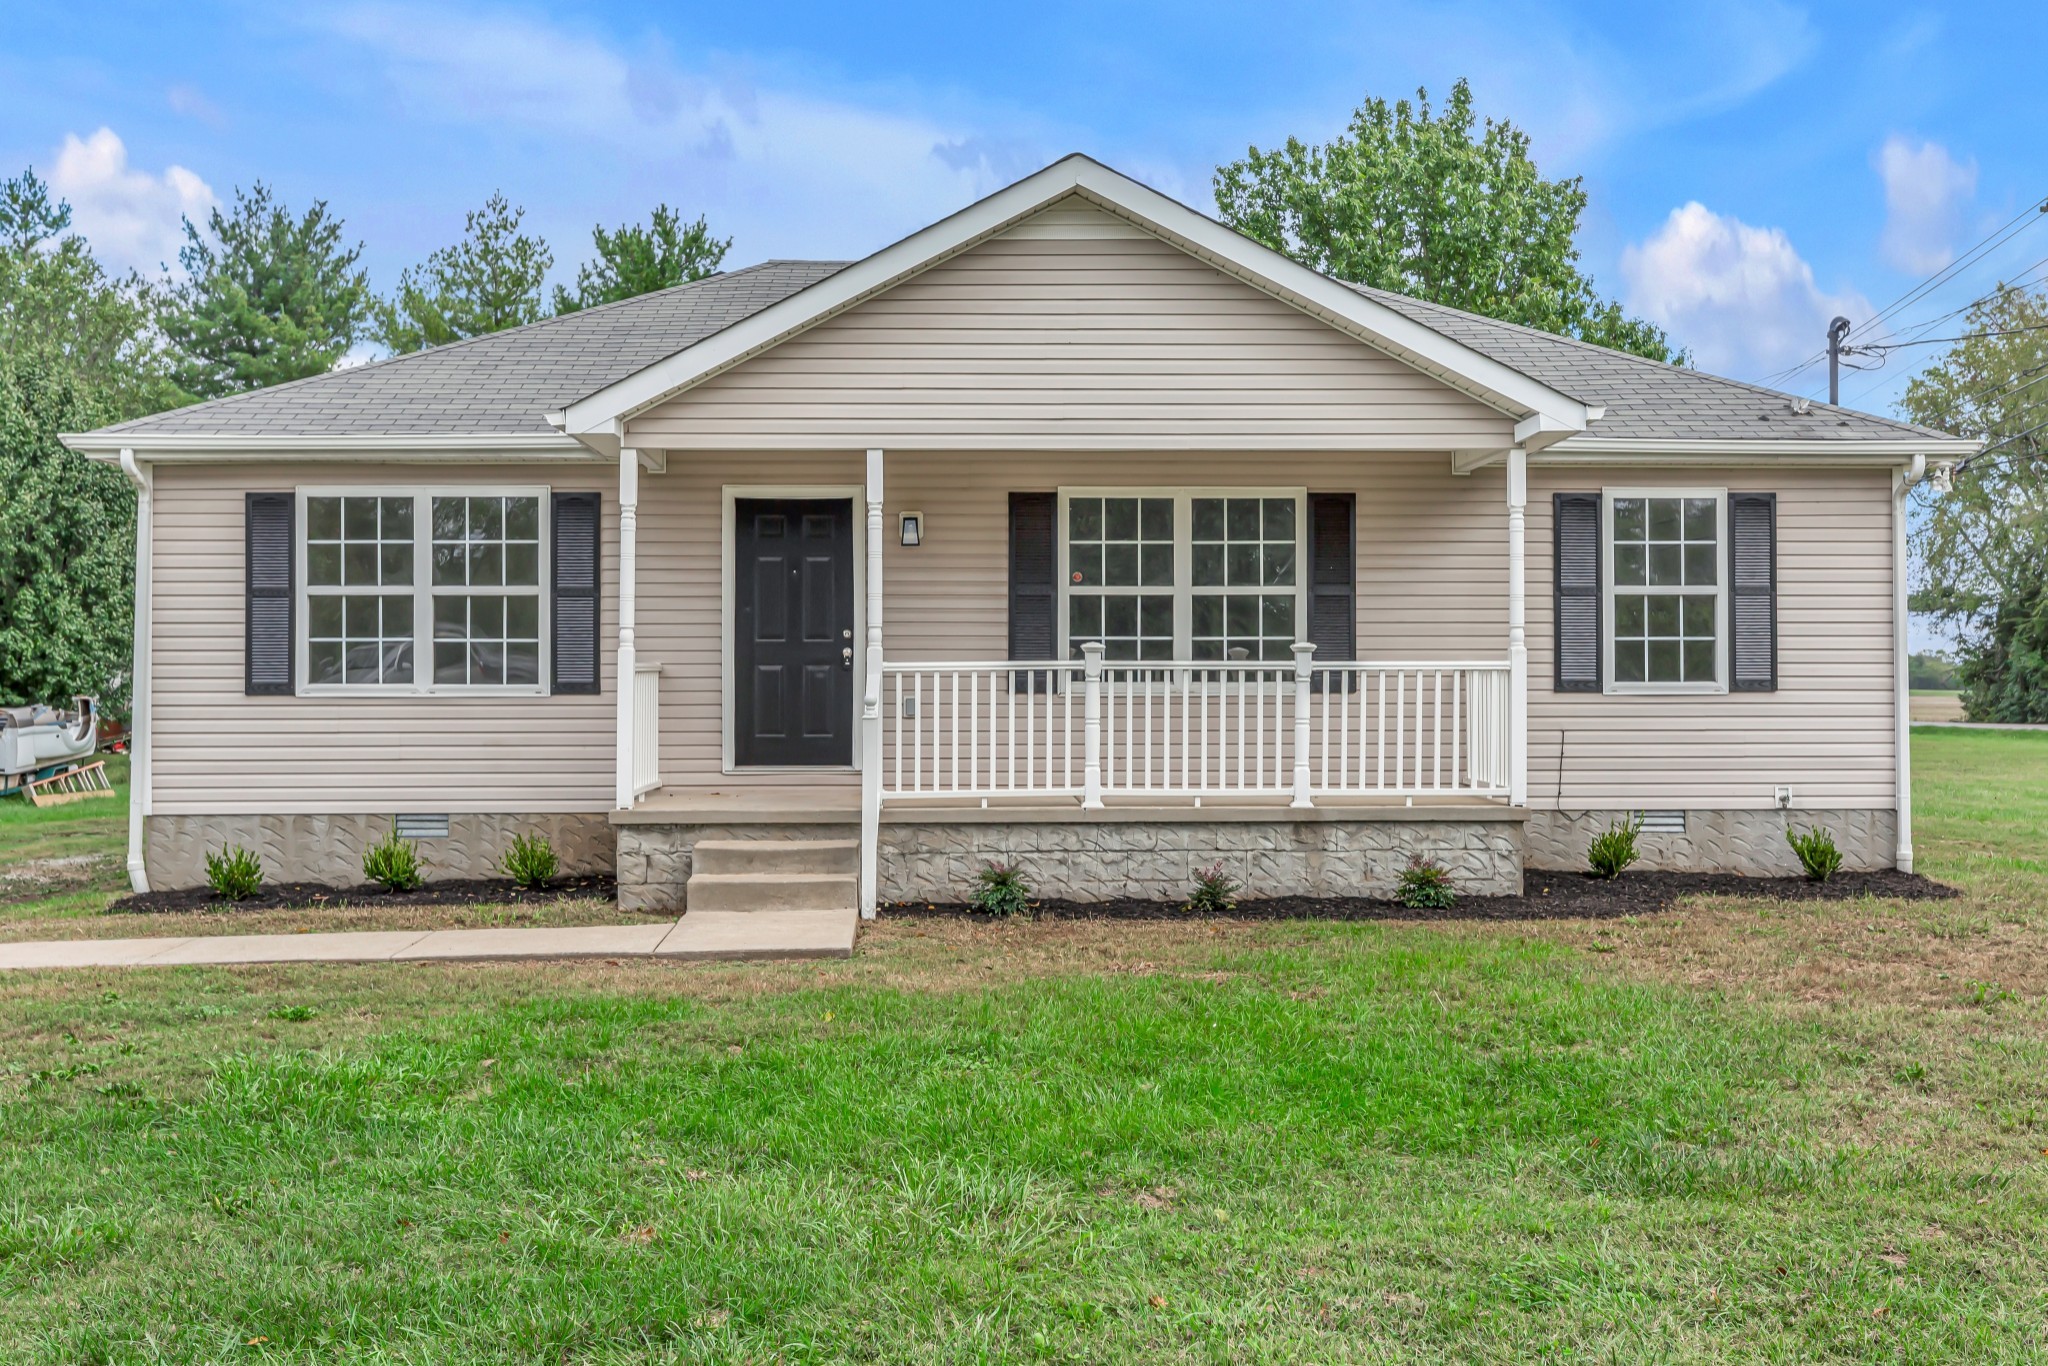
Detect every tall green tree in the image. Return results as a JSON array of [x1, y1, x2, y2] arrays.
[[1903, 282, 2048, 721], [553, 204, 729, 313], [377, 192, 553, 353], [160, 182, 373, 400], [0, 170, 174, 713], [1214, 80, 1682, 363]]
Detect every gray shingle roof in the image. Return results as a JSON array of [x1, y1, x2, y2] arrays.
[[1345, 283, 1952, 443], [94, 250, 1951, 446], [98, 260, 848, 438]]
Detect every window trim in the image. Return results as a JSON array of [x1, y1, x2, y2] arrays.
[[1055, 487, 1309, 663], [1600, 486, 1729, 696], [294, 485, 552, 697]]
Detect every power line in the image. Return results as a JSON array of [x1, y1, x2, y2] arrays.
[[1762, 194, 2048, 388]]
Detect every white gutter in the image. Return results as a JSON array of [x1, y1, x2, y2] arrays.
[[1892, 453, 1928, 873], [61, 432, 594, 463], [118, 448, 151, 893]]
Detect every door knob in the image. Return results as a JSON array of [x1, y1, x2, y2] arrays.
[[842, 646, 853, 668]]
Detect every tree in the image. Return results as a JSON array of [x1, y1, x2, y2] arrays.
[[553, 204, 729, 313], [1903, 281, 2048, 721], [160, 183, 372, 400], [0, 169, 175, 714], [376, 193, 552, 353], [1214, 80, 1683, 363]]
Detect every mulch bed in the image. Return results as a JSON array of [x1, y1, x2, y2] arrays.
[[885, 868, 1955, 925], [110, 874, 619, 916]]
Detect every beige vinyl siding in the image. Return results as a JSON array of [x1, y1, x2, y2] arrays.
[[147, 461, 617, 814], [635, 450, 1503, 791], [628, 204, 1516, 452], [1526, 465, 1898, 810]]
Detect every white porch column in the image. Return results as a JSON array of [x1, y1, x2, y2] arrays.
[[118, 449, 152, 893], [1506, 446, 1530, 807], [614, 442, 640, 810], [859, 448, 886, 917]]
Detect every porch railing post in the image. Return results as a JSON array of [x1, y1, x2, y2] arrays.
[[1290, 641, 1316, 809], [859, 449, 885, 918], [1080, 641, 1105, 809], [1506, 446, 1530, 807]]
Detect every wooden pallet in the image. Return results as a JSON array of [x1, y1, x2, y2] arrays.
[[22, 760, 115, 807]]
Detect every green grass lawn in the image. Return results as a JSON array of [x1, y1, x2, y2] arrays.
[[1, 731, 2045, 1361]]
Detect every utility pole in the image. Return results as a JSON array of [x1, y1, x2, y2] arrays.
[[1827, 316, 1853, 405]]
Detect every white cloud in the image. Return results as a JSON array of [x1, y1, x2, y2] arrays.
[[311, 3, 1066, 261], [1622, 202, 1872, 379], [47, 128, 214, 275], [1875, 135, 1977, 274], [166, 83, 228, 128]]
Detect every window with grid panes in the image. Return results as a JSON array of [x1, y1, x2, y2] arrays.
[[1191, 496, 1296, 661], [431, 495, 544, 686], [305, 495, 415, 685], [1065, 495, 1175, 662], [1609, 493, 1722, 685]]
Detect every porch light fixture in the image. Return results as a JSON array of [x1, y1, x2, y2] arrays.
[[899, 512, 923, 547]]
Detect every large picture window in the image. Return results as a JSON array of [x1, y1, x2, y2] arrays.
[[1059, 489, 1306, 663], [1603, 489, 1726, 692], [298, 488, 549, 694]]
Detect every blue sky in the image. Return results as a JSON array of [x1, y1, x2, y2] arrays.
[[4, 0, 2045, 413]]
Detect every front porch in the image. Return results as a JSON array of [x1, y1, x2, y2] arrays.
[[608, 447, 1537, 916]]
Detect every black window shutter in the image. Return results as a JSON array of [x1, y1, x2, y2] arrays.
[[1553, 493, 1602, 692], [1008, 492, 1057, 693], [1308, 493, 1355, 690], [552, 492, 601, 695], [1729, 492, 1777, 691], [245, 493, 294, 695]]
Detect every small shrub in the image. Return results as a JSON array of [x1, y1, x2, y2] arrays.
[[498, 833, 559, 889], [1587, 814, 1643, 880], [362, 826, 424, 892], [1396, 855, 1457, 910], [204, 845, 263, 901], [970, 862, 1031, 916], [1185, 861, 1240, 914], [1786, 825, 1843, 882]]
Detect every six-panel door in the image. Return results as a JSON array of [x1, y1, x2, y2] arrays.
[[734, 498, 855, 766]]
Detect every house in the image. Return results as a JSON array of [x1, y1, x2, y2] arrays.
[[64, 156, 1976, 914]]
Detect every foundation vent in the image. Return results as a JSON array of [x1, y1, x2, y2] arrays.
[[1636, 810, 1686, 834], [395, 813, 450, 840]]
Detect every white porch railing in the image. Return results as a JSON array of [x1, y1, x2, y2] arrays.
[[879, 646, 1510, 804], [631, 661, 663, 797]]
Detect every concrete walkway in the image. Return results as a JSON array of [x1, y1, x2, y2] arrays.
[[0, 909, 856, 971]]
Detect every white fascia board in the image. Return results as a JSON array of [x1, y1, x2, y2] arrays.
[[566, 153, 1592, 438], [61, 432, 600, 463], [1537, 435, 1982, 466]]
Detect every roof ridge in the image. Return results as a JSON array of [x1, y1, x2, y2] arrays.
[[102, 261, 844, 434], [1344, 281, 1951, 440]]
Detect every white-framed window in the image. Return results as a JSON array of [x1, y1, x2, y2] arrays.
[[298, 487, 550, 695], [1058, 488, 1307, 663], [1602, 488, 1727, 693]]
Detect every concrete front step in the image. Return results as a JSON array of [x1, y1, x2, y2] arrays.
[[685, 871, 858, 913], [692, 837, 859, 877]]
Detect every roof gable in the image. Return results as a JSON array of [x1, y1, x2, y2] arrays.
[[562, 155, 1593, 447]]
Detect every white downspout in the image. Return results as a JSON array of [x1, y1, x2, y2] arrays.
[[1506, 446, 1529, 807], [118, 448, 151, 893], [858, 448, 885, 918], [615, 439, 640, 810], [1892, 453, 1927, 872]]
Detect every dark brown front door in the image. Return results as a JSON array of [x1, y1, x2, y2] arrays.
[[734, 498, 855, 766]]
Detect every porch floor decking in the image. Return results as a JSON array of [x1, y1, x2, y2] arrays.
[[613, 789, 1523, 825]]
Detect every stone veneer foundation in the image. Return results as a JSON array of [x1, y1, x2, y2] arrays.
[[144, 813, 616, 890], [1524, 808, 1899, 875], [613, 808, 1526, 912]]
